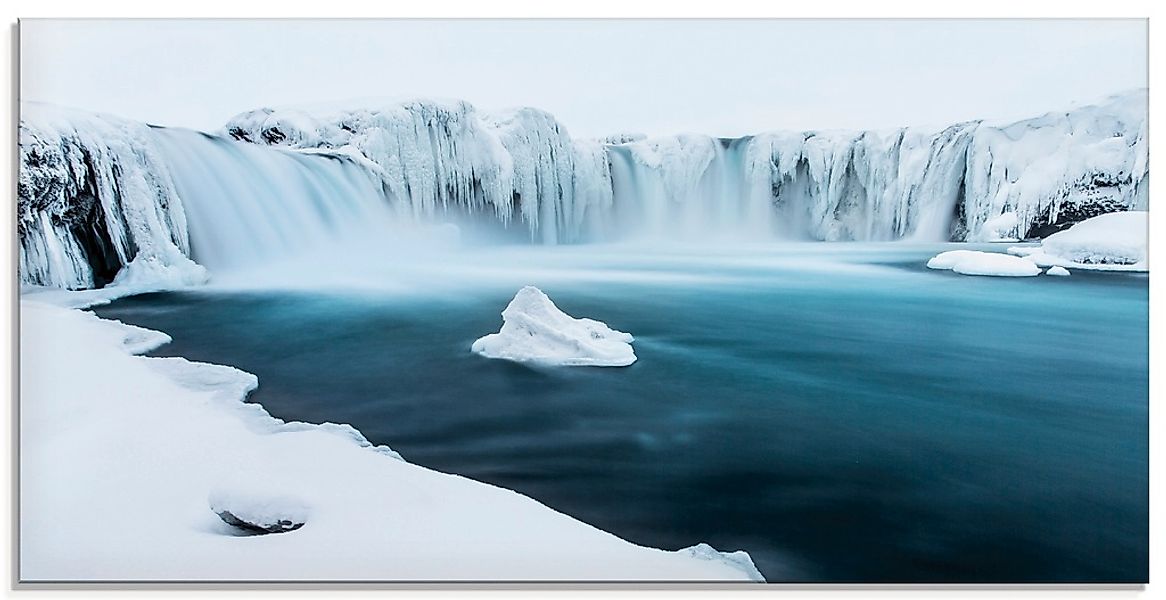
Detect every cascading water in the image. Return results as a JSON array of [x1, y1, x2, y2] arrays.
[[18, 91, 1148, 290], [604, 136, 778, 243], [150, 128, 394, 272]]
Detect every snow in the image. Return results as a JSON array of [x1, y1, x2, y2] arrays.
[[927, 250, 985, 270], [1008, 211, 1148, 272], [471, 286, 637, 367], [975, 212, 1020, 242], [21, 300, 758, 581], [927, 250, 1040, 277], [1040, 211, 1147, 268], [109, 253, 209, 289], [1046, 266, 1071, 277]]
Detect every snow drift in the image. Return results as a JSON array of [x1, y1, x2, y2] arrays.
[[472, 286, 636, 367], [20, 300, 760, 581]]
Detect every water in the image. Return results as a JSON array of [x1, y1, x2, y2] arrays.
[[93, 245, 1148, 583], [151, 128, 394, 271]]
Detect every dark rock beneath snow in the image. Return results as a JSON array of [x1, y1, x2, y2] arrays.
[[215, 509, 305, 534]]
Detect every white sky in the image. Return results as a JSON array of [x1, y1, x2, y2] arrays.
[[20, 19, 1147, 138]]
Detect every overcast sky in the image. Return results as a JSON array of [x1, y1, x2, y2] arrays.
[[20, 19, 1147, 138]]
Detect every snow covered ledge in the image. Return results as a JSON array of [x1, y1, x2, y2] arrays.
[[1008, 211, 1149, 272], [20, 301, 759, 582]]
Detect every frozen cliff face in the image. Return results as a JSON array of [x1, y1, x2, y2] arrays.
[[743, 122, 978, 242], [963, 91, 1148, 241], [18, 103, 203, 289], [611, 90, 1146, 243]]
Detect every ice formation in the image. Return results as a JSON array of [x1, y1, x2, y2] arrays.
[[223, 101, 614, 245], [927, 250, 1040, 277], [1009, 211, 1148, 272], [472, 286, 636, 367], [224, 90, 1147, 246], [1046, 266, 1071, 277], [19, 90, 1148, 290], [20, 300, 760, 581], [975, 212, 1020, 242], [18, 103, 202, 290]]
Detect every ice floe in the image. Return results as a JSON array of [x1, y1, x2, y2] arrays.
[[472, 286, 636, 367], [927, 250, 1040, 277]]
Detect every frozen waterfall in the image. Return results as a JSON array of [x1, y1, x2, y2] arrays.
[[18, 90, 1148, 290]]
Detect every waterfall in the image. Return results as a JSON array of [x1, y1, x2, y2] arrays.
[[604, 137, 775, 242], [150, 128, 393, 272], [18, 91, 1148, 290]]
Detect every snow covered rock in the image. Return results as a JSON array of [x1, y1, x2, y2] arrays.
[[472, 286, 636, 367], [1046, 266, 1071, 276], [1040, 211, 1147, 267], [927, 250, 1040, 277], [209, 490, 310, 534], [19, 103, 197, 290], [1010, 211, 1148, 272], [963, 91, 1147, 241]]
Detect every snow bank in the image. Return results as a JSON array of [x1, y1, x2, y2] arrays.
[[927, 250, 1040, 277], [1008, 211, 1148, 272], [20, 300, 757, 581], [1046, 266, 1071, 277], [471, 286, 636, 367]]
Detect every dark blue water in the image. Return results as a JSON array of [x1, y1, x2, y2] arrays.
[[93, 247, 1148, 583]]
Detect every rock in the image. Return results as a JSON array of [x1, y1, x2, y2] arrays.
[[209, 490, 309, 535]]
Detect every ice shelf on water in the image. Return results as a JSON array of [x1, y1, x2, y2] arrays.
[[472, 286, 637, 367]]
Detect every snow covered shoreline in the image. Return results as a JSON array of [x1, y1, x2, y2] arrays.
[[19, 299, 763, 582]]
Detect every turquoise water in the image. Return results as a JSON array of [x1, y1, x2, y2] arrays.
[[94, 245, 1148, 583]]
